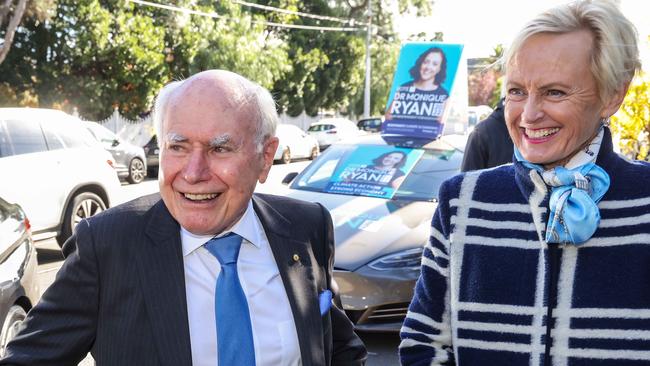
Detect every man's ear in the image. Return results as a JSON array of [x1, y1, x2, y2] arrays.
[[258, 136, 279, 184]]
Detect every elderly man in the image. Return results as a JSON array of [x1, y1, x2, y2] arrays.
[[0, 70, 367, 366]]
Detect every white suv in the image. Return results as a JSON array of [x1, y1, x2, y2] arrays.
[[307, 118, 361, 149], [0, 108, 122, 246]]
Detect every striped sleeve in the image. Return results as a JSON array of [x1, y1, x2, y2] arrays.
[[399, 178, 456, 366]]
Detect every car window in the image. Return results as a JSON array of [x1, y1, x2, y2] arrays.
[[292, 143, 462, 201], [296, 145, 353, 189], [41, 123, 66, 151], [396, 149, 463, 201], [87, 123, 118, 147], [1, 119, 48, 156], [0, 124, 10, 157], [307, 125, 320, 132], [55, 122, 95, 148], [358, 119, 382, 131]]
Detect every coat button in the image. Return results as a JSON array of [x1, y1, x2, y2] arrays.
[[292, 254, 300, 262]]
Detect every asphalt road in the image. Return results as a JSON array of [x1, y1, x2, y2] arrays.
[[34, 160, 401, 365]]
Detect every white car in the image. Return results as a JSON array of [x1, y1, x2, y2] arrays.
[[273, 124, 319, 164], [0, 108, 122, 246], [307, 118, 361, 149]]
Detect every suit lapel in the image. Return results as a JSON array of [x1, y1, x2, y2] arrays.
[[253, 195, 325, 366], [135, 200, 193, 366]]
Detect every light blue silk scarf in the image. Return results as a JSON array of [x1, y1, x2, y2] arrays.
[[515, 127, 610, 244]]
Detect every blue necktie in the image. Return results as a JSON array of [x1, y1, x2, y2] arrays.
[[205, 233, 256, 366]]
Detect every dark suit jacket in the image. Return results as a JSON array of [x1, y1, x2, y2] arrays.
[[461, 99, 514, 172], [0, 193, 367, 366]]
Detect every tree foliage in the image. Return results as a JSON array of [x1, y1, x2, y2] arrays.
[[467, 44, 503, 107], [611, 71, 650, 160], [0, 0, 429, 120]]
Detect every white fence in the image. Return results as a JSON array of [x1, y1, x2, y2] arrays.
[[93, 108, 155, 147]]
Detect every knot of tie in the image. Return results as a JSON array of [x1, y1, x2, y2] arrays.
[[204, 232, 243, 265]]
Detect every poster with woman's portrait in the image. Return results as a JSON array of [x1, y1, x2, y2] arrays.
[[383, 42, 464, 140], [324, 145, 424, 199]]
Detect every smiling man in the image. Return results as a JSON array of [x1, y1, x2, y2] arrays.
[[0, 70, 367, 366]]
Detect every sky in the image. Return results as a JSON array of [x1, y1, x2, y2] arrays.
[[395, 0, 650, 66]]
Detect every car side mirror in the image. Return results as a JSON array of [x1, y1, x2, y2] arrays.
[[112, 139, 120, 147], [282, 172, 298, 185]]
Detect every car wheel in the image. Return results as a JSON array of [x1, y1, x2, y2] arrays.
[[281, 148, 291, 164], [127, 158, 146, 184], [0, 306, 27, 357], [56, 192, 107, 247], [309, 146, 319, 160]]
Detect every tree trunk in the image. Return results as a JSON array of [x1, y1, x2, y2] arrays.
[[0, 0, 28, 65]]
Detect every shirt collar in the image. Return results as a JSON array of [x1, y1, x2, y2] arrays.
[[180, 200, 263, 256]]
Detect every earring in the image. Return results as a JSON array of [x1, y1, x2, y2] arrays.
[[601, 117, 610, 127]]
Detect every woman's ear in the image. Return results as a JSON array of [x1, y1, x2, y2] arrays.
[[601, 82, 630, 118]]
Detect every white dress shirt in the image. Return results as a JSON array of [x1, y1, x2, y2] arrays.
[[182, 201, 301, 366]]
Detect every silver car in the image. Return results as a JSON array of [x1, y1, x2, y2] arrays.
[[0, 196, 39, 356], [85, 122, 147, 184], [281, 133, 465, 331]]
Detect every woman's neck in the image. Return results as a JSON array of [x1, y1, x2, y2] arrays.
[[413, 80, 437, 90], [542, 127, 601, 170]]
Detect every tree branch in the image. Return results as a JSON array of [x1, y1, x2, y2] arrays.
[[0, 0, 27, 64], [1, 0, 15, 24], [346, 0, 367, 18]]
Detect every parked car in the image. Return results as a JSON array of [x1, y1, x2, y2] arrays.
[[85, 122, 147, 184], [278, 133, 465, 331], [0, 108, 122, 246], [273, 124, 319, 164], [0, 196, 39, 356], [356, 116, 383, 133], [307, 118, 361, 150], [143, 135, 159, 177]]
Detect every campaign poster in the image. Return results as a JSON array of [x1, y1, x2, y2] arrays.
[[324, 146, 424, 199], [383, 42, 464, 140]]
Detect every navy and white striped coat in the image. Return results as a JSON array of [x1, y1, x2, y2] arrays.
[[400, 129, 650, 365]]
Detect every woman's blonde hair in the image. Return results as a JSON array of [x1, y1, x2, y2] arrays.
[[505, 0, 641, 103]]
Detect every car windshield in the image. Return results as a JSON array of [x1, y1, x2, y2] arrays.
[[291, 143, 462, 201]]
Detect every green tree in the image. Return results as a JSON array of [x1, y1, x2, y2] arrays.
[[0, 0, 167, 119], [0, 0, 431, 119], [611, 71, 650, 160], [349, 36, 399, 116], [188, 6, 290, 90], [0, 0, 290, 119]]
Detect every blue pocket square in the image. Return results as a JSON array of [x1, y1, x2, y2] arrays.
[[318, 290, 332, 315]]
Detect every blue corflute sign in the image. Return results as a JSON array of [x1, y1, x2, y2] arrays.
[[383, 42, 464, 140]]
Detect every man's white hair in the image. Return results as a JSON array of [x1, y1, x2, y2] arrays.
[[152, 70, 278, 152]]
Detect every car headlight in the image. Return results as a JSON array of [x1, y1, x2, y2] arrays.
[[367, 247, 424, 271]]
